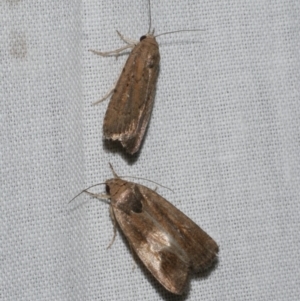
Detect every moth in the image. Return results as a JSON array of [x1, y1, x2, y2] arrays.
[[91, 31, 159, 155], [91, 1, 202, 154], [74, 166, 219, 294]]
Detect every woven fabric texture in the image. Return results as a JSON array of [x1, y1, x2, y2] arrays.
[[2, 0, 299, 300]]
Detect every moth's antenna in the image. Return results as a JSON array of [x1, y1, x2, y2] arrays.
[[155, 29, 205, 39], [108, 163, 173, 192], [69, 183, 106, 203], [109, 162, 119, 178], [148, 0, 152, 34], [119, 176, 174, 193]]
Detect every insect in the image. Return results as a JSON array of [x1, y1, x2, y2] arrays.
[[71, 165, 219, 294], [91, 1, 203, 154]]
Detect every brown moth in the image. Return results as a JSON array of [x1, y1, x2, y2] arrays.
[[92, 32, 160, 155], [76, 166, 219, 295], [91, 0, 160, 155], [91, 1, 202, 154]]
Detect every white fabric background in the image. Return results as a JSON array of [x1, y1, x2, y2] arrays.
[[1, 0, 299, 300]]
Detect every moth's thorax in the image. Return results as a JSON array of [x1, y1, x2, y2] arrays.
[[106, 178, 143, 214], [106, 178, 128, 200]]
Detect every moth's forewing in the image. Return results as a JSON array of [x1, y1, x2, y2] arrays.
[[103, 36, 160, 154], [107, 178, 218, 295], [140, 184, 219, 272]]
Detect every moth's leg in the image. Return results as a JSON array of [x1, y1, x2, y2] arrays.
[[92, 82, 116, 105], [90, 31, 137, 105], [84, 190, 116, 248], [116, 30, 138, 45], [89, 30, 137, 57], [89, 43, 134, 57], [107, 205, 117, 249], [84, 190, 110, 201]]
